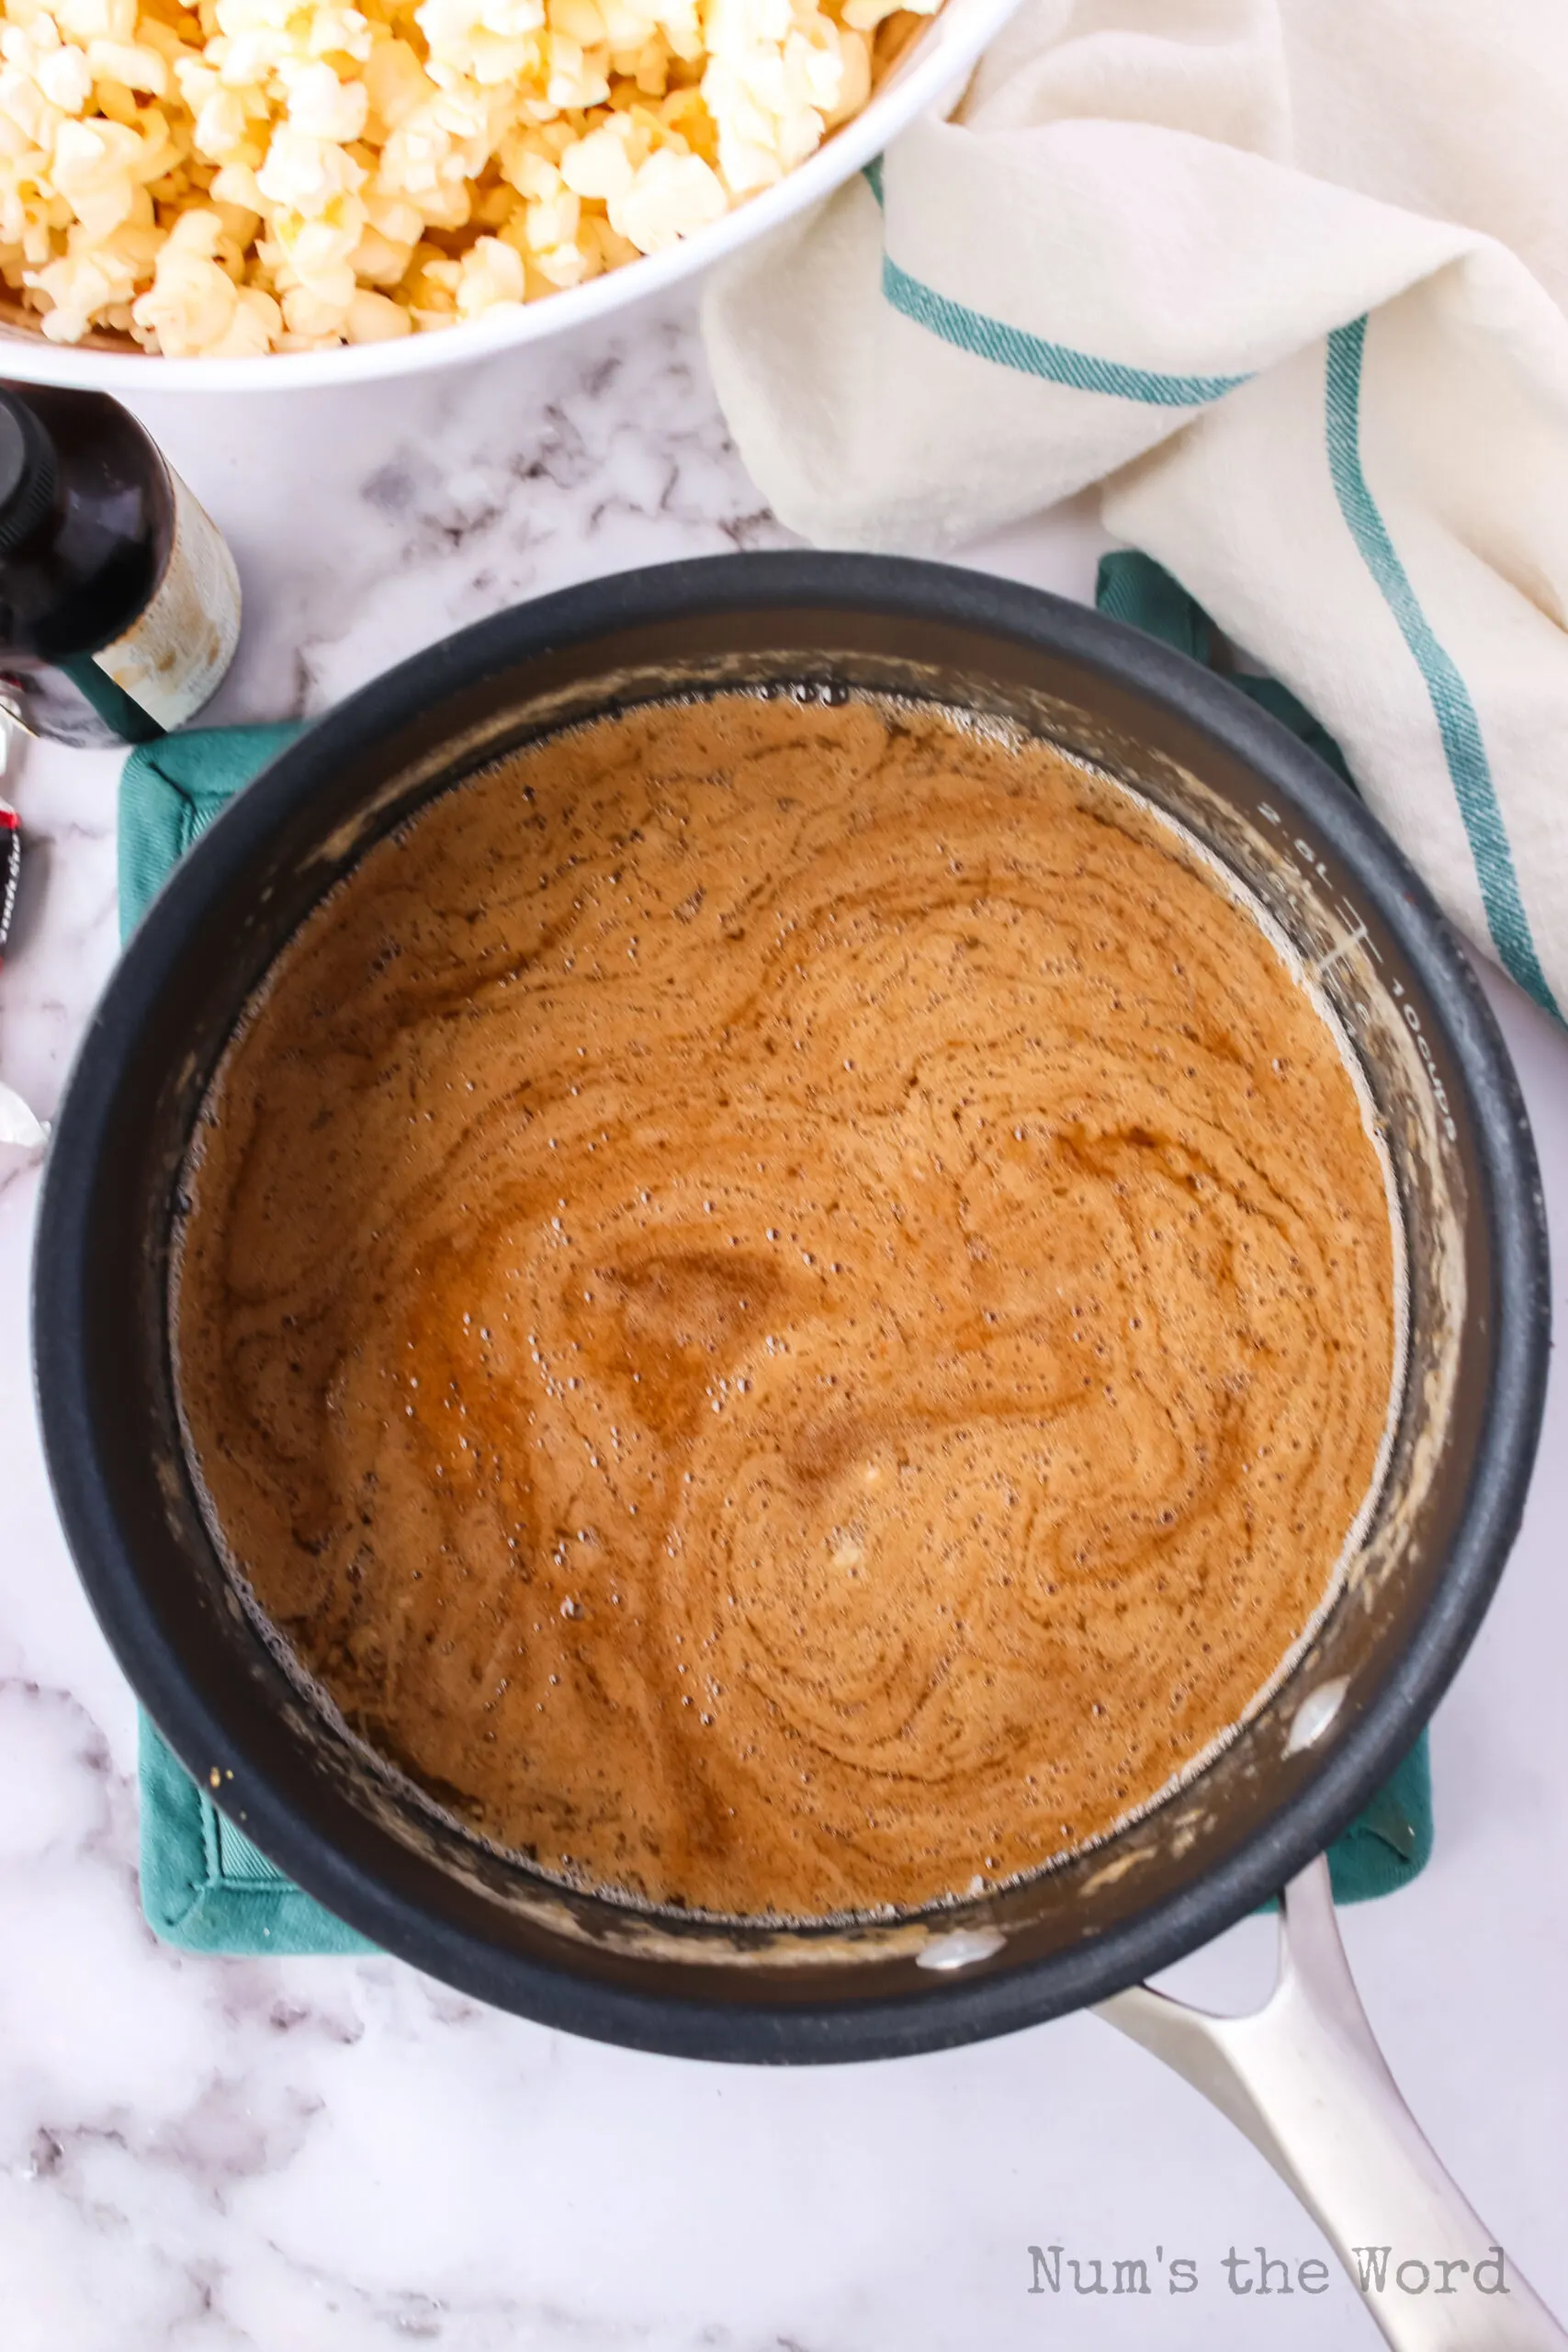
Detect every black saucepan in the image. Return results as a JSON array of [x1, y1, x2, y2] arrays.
[[31, 553, 1550, 2062]]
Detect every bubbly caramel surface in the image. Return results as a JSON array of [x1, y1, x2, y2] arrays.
[[174, 692, 1396, 1918]]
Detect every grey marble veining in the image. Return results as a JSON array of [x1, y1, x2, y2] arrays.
[[0, 289, 1564, 2352], [141, 297, 795, 730]]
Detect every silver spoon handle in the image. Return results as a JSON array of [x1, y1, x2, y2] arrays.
[[1097, 1856, 1565, 2350]]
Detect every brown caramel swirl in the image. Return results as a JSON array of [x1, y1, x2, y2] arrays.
[[175, 692, 1395, 1917]]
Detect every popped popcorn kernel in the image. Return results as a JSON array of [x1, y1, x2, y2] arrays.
[[85, 37, 167, 95], [344, 278, 408, 334], [130, 202, 244, 348], [55, 0, 136, 46], [0, 0, 921, 351], [361, 31, 428, 129], [255, 120, 364, 212], [280, 57, 368, 141], [279, 268, 349, 331], [453, 223, 519, 310], [607, 140, 720, 253], [35, 43, 95, 114], [51, 112, 143, 234], [557, 115, 630, 198]]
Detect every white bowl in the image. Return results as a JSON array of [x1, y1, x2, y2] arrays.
[[0, 0, 1019, 394]]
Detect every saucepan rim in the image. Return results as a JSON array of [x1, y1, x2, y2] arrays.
[[31, 552, 1551, 2060]]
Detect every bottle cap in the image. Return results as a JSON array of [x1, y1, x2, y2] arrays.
[[0, 394, 58, 556]]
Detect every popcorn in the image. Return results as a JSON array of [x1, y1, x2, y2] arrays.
[[27, 225, 139, 334], [279, 270, 349, 331], [700, 0, 862, 194], [453, 226, 520, 311], [517, 175, 575, 248], [130, 203, 281, 352], [344, 280, 408, 335], [528, 230, 585, 285], [192, 84, 251, 157], [35, 44, 94, 114], [269, 196, 363, 300], [608, 143, 722, 253], [347, 212, 413, 280], [51, 114, 145, 235], [280, 57, 367, 141], [85, 38, 167, 94], [558, 116, 631, 199], [0, 0, 917, 352], [255, 120, 364, 212], [362, 31, 428, 129]]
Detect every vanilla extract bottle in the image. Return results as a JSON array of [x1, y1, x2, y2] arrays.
[[0, 381, 241, 746]]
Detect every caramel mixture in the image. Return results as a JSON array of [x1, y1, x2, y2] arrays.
[[174, 691, 1396, 1918]]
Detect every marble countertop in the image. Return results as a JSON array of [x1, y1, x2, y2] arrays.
[[2, 294, 1564, 2352]]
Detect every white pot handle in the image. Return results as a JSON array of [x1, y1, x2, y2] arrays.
[[1097, 1856, 1565, 2350]]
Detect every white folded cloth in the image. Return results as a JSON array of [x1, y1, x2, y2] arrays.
[[704, 0, 1568, 1018]]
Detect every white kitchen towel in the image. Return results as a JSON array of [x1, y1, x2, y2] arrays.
[[703, 0, 1568, 1018]]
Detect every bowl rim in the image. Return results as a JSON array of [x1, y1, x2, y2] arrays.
[[32, 552, 1551, 2058], [0, 0, 1019, 394]]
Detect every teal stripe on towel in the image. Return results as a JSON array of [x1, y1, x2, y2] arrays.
[[863, 162, 1249, 410], [1325, 315, 1559, 1019]]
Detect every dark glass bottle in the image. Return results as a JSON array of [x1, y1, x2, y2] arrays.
[[0, 383, 241, 747]]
